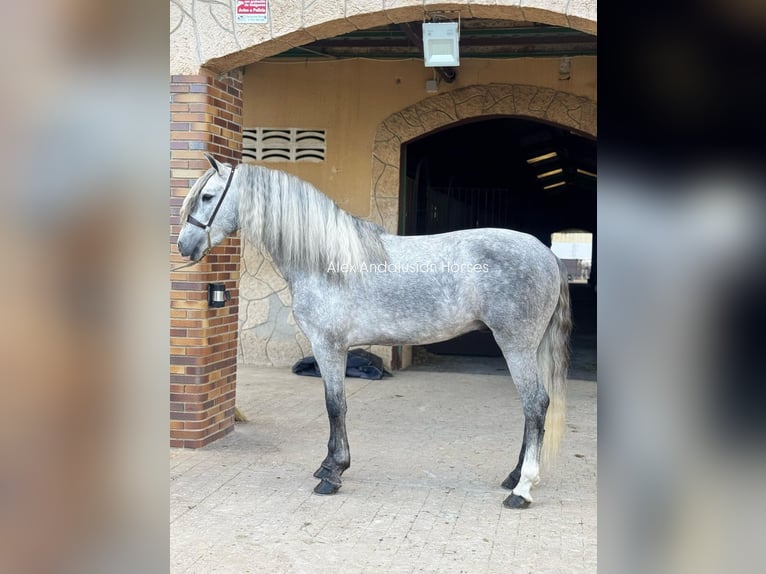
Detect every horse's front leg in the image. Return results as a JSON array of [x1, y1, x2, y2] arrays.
[[311, 343, 350, 495]]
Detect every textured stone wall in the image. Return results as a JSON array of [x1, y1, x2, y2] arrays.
[[170, 0, 597, 75], [238, 242, 312, 366]]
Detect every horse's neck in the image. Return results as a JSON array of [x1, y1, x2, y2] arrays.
[[242, 165, 386, 281]]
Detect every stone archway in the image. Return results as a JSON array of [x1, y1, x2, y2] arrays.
[[368, 84, 597, 233], [171, 2, 597, 75]]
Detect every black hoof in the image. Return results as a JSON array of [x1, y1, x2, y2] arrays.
[[313, 478, 341, 495], [501, 472, 520, 490], [503, 494, 531, 509], [313, 465, 332, 479]]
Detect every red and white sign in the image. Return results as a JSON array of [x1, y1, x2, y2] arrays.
[[236, 0, 269, 24]]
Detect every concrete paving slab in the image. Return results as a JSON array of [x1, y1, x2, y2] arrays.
[[171, 365, 596, 573]]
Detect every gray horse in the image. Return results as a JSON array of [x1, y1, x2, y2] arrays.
[[177, 153, 571, 508]]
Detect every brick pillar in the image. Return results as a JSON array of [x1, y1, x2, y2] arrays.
[[169, 71, 243, 448]]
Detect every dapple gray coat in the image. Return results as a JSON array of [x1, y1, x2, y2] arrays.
[[178, 154, 571, 508]]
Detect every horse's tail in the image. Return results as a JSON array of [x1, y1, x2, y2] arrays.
[[538, 257, 572, 467]]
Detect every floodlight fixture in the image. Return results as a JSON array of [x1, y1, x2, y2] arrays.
[[422, 22, 460, 67]]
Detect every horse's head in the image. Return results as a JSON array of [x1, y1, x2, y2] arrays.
[[177, 153, 239, 262]]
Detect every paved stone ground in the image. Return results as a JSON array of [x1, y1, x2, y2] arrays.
[[170, 365, 597, 573]]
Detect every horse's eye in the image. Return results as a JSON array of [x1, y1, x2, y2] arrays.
[[201, 194, 214, 202]]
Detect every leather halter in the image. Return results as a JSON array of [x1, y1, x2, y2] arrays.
[[172, 165, 236, 271], [186, 165, 236, 234]]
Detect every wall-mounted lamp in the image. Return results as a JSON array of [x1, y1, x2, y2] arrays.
[[207, 283, 231, 308], [422, 22, 460, 67]]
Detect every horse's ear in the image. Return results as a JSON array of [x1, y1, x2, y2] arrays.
[[204, 152, 221, 174]]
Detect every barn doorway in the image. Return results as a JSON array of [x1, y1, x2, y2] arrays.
[[400, 117, 596, 377], [551, 230, 593, 284]]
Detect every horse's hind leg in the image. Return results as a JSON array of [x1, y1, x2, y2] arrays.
[[310, 343, 351, 495], [497, 343, 549, 509]]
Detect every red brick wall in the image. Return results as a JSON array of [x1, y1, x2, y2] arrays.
[[169, 71, 242, 448]]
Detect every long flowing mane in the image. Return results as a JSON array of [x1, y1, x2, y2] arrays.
[[237, 164, 388, 276]]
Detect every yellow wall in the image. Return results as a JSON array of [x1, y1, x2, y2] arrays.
[[242, 56, 596, 217]]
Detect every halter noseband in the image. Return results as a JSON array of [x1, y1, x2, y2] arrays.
[[173, 165, 236, 271]]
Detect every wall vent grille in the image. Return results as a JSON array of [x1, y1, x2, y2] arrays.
[[243, 128, 326, 162]]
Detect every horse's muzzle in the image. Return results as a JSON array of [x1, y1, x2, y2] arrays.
[[177, 237, 195, 260]]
